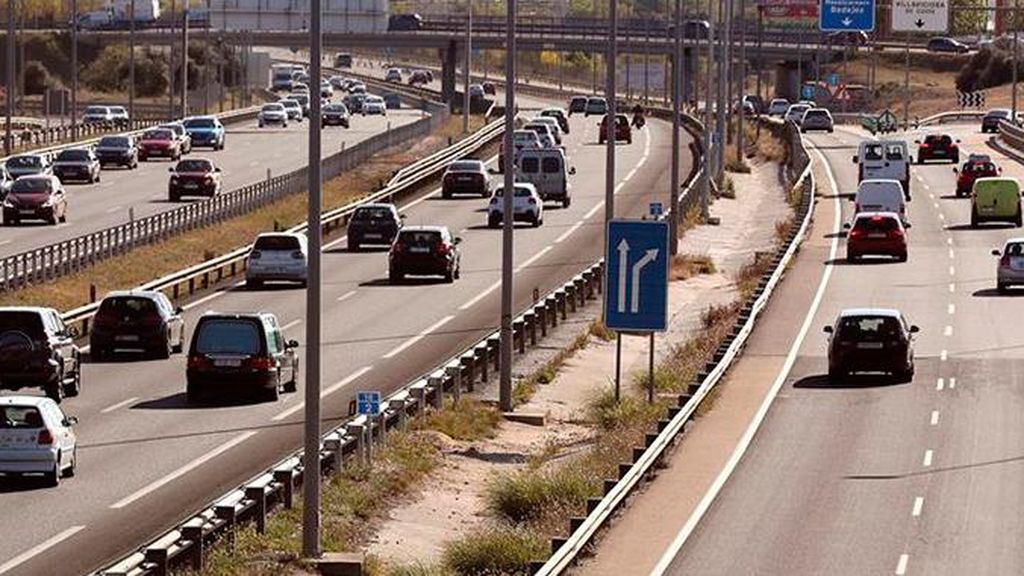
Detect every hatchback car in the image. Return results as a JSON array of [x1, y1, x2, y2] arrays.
[[442, 159, 490, 198], [971, 176, 1022, 227], [182, 116, 226, 150], [846, 212, 907, 262], [259, 103, 289, 127], [409, 70, 431, 86], [785, 103, 812, 125], [530, 117, 563, 145], [90, 291, 185, 360], [138, 128, 182, 161], [292, 93, 311, 116], [0, 396, 77, 486], [824, 308, 918, 381], [488, 183, 544, 228], [108, 105, 130, 126], [0, 307, 81, 402], [599, 114, 632, 144], [2, 175, 67, 225], [585, 96, 609, 117], [767, 98, 790, 117], [982, 108, 1015, 133], [916, 133, 959, 163], [499, 130, 543, 169], [993, 238, 1024, 292], [800, 108, 834, 132], [5, 154, 51, 179], [540, 107, 570, 134], [168, 158, 222, 201], [568, 95, 588, 115], [81, 105, 112, 124], [389, 226, 461, 283], [186, 312, 299, 402], [468, 84, 485, 99], [362, 96, 387, 115], [385, 67, 403, 83], [95, 135, 139, 169], [347, 203, 403, 250], [482, 81, 497, 95], [927, 36, 969, 53], [246, 232, 308, 288], [158, 122, 192, 155], [954, 154, 1000, 197], [279, 99, 303, 121], [322, 103, 350, 127], [320, 80, 334, 98], [344, 93, 367, 114], [53, 148, 101, 183]]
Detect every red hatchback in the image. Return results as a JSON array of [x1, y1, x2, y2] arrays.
[[847, 212, 907, 262], [138, 128, 182, 162], [599, 114, 632, 144], [915, 133, 959, 164], [954, 156, 1000, 197]]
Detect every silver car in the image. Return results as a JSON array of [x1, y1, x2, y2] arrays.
[[800, 108, 834, 133], [994, 238, 1024, 292], [258, 103, 289, 127], [785, 104, 811, 125], [246, 232, 308, 288], [0, 396, 77, 486], [279, 99, 303, 121]]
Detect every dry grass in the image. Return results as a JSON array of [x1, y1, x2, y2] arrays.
[[513, 330, 590, 407], [417, 397, 502, 441], [587, 319, 616, 342], [670, 253, 716, 281]]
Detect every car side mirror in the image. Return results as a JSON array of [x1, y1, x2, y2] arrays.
[[175, 306, 184, 314], [215, 167, 222, 172], [956, 139, 961, 143], [851, 156, 859, 163], [843, 222, 851, 229], [909, 325, 920, 334], [168, 167, 174, 172], [64, 416, 78, 426], [569, 166, 577, 175], [823, 325, 833, 333], [488, 167, 500, 174], [999, 167, 1004, 173], [67, 326, 79, 338], [953, 167, 958, 173], [454, 237, 462, 245], [914, 140, 920, 144], [287, 339, 299, 348], [993, 249, 1002, 256]]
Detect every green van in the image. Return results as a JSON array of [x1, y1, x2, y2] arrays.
[[972, 177, 1023, 227]]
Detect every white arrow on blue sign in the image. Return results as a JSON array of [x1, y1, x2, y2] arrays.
[[357, 391, 381, 416], [605, 220, 670, 333], [820, 0, 875, 32]]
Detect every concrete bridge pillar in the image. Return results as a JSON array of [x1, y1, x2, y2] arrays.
[[682, 47, 697, 106], [775, 62, 801, 103], [440, 40, 457, 103]]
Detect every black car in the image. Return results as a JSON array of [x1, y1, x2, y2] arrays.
[[322, 103, 351, 128], [95, 135, 139, 169], [388, 13, 423, 31], [90, 291, 185, 360], [388, 226, 461, 283], [568, 95, 588, 116], [982, 108, 1016, 133], [5, 154, 51, 179], [344, 93, 367, 114], [824, 308, 918, 381], [442, 159, 490, 198], [186, 312, 299, 403], [52, 148, 101, 183], [927, 36, 969, 54], [540, 108, 570, 134], [915, 134, 960, 164], [0, 307, 80, 402], [347, 203, 402, 251]]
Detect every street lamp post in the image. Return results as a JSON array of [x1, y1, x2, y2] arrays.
[[129, 0, 135, 125], [462, 0, 472, 133], [71, 0, 78, 138], [4, 0, 12, 154], [181, 0, 189, 118], [670, 0, 682, 256], [498, 0, 516, 412], [1014, 0, 1019, 120]]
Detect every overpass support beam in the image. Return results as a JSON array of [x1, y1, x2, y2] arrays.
[[440, 40, 458, 103], [682, 47, 697, 107], [775, 62, 801, 103]]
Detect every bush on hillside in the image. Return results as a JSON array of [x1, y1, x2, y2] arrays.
[[23, 61, 55, 94], [957, 47, 1017, 92]]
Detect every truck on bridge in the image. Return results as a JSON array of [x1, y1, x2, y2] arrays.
[[75, 0, 161, 30]]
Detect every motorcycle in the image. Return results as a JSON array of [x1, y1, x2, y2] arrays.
[[632, 114, 646, 129]]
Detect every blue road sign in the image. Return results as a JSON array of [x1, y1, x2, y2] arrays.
[[357, 391, 381, 416], [801, 85, 816, 99], [819, 0, 875, 32], [649, 202, 664, 218], [605, 220, 670, 333], [827, 73, 839, 87]]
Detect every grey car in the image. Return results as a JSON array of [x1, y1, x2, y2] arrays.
[[53, 148, 101, 184], [993, 238, 1024, 292], [800, 108, 834, 133]]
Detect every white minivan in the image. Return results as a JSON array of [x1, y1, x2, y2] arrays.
[[853, 140, 912, 200], [853, 179, 909, 226], [516, 147, 575, 208]]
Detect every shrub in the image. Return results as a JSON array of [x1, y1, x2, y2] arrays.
[[417, 398, 501, 441], [443, 526, 548, 576], [485, 466, 598, 524]]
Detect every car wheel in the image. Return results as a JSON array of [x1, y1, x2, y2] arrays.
[[389, 269, 403, 284], [264, 378, 280, 402], [971, 209, 979, 228], [1016, 211, 1022, 227], [847, 252, 859, 262], [64, 449, 76, 478], [169, 193, 180, 202], [45, 377, 64, 403], [349, 241, 360, 252], [532, 214, 541, 227], [246, 278, 263, 290], [998, 282, 1009, 294], [454, 263, 461, 280], [44, 458, 60, 487], [63, 365, 81, 398], [563, 197, 571, 208], [488, 215, 501, 229], [48, 213, 58, 226], [186, 384, 202, 403], [827, 366, 845, 381], [153, 338, 171, 360], [444, 267, 455, 283]]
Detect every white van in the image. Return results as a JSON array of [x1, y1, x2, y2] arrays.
[[516, 148, 575, 208], [853, 140, 912, 200], [853, 179, 908, 225]]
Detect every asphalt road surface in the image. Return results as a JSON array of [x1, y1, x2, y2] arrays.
[[664, 122, 1024, 576]]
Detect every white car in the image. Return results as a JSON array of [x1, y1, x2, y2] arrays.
[[800, 108, 834, 132], [385, 68, 403, 83], [523, 123, 556, 148], [292, 83, 310, 95], [0, 396, 77, 486], [487, 182, 544, 228], [767, 98, 790, 117], [82, 105, 113, 124], [785, 104, 811, 124], [108, 105, 129, 124], [529, 117, 563, 145], [258, 103, 288, 127], [320, 81, 334, 98], [246, 232, 308, 288], [349, 82, 367, 94], [279, 98, 303, 121], [362, 96, 387, 115]]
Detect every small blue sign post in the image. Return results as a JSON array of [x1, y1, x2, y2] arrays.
[[357, 391, 381, 416], [819, 0, 875, 32], [649, 202, 664, 218]]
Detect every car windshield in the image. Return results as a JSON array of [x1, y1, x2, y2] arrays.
[[99, 137, 129, 148], [353, 207, 393, 221], [195, 320, 261, 355], [325, 104, 347, 113], [0, 406, 44, 429], [143, 130, 173, 140], [1005, 242, 1024, 256], [10, 178, 51, 194], [805, 110, 827, 118], [263, 104, 285, 112], [449, 161, 482, 172], [281, 100, 299, 108], [183, 118, 216, 128], [254, 235, 301, 251], [57, 150, 90, 162], [98, 296, 159, 319], [0, 311, 45, 339], [969, 162, 997, 173], [837, 316, 902, 342], [84, 106, 108, 115], [7, 156, 41, 168], [989, 110, 1011, 118], [862, 144, 884, 161], [494, 186, 533, 197], [175, 159, 212, 172], [160, 125, 183, 135]]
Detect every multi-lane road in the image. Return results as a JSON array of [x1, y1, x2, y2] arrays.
[[0, 91, 691, 574], [657, 122, 1024, 575]]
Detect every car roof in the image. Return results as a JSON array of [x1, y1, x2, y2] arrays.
[[401, 225, 448, 233], [0, 395, 53, 408], [1003, 237, 1024, 245], [357, 202, 395, 209], [0, 306, 53, 314], [853, 211, 902, 220], [198, 312, 271, 321], [838, 308, 903, 318], [256, 231, 304, 239], [859, 178, 902, 186], [496, 182, 538, 192], [103, 289, 162, 300]]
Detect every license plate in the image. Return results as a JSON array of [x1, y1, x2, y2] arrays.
[[18, 209, 35, 215], [115, 335, 139, 342], [364, 233, 382, 239], [457, 176, 472, 182], [214, 358, 241, 367], [857, 342, 884, 349], [410, 246, 430, 254], [867, 233, 887, 239], [1012, 257, 1024, 269], [184, 183, 199, 189]]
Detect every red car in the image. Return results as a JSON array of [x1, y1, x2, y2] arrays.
[[954, 155, 1001, 197], [847, 212, 907, 262], [138, 128, 182, 162], [168, 158, 222, 201], [915, 133, 959, 164], [599, 114, 632, 144]]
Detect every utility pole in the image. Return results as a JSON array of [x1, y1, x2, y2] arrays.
[[1014, 0, 1020, 120], [181, 0, 189, 118], [462, 0, 472, 133], [701, 0, 712, 219], [129, 0, 135, 124], [5, 0, 12, 154], [670, 0, 681, 256], [204, 0, 210, 114], [71, 0, 77, 138], [498, 0, 516, 412], [605, 0, 617, 225], [714, 0, 727, 181], [301, 0, 323, 559], [903, 31, 910, 129], [169, 0, 175, 119], [736, 0, 746, 164]]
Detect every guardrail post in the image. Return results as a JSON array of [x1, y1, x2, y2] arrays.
[[477, 344, 488, 383], [513, 319, 525, 354], [345, 422, 366, 465], [557, 290, 568, 320], [445, 364, 462, 403], [143, 548, 169, 576], [214, 503, 237, 548], [546, 296, 558, 327], [245, 484, 268, 534], [428, 373, 444, 410], [181, 522, 204, 571], [324, 435, 344, 475], [489, 335, 500, 373], [566, 285, 577, 313], [272, 468, 295, 509], [526, 311, 537, 346]]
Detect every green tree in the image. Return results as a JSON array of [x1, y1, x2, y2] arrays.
[[952, 0, 987, 36]]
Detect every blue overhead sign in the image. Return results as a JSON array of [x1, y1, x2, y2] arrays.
[[605, 220, 669, 333], [819, 0, 875, 32], [357, 391, 381, 416]]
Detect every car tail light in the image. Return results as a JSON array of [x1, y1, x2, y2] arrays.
[[94, 310, 116, 327], [188, 355, 211, 370], [1001, 252, 1012, 266], [37, 429, 54, 445], [436, 242, 450, 256], [528, 197, 537, 205], [204, 176, 213, 183], [920, 143, 929, 148], [250, 250, 262, 259], [291, 250, 304, 259], [245, 356, 274, 372], [849, 227, 864, 239], [889, 228, 905, 239]]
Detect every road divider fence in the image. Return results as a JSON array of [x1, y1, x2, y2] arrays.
[[998, 119, 1024, 153]]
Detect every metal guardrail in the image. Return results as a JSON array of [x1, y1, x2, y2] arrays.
[[997, 119, 1024, 152], [534, 118, 815, 575]]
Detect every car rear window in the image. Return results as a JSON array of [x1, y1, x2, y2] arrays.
[[99, 136, 129, 148], [804, 110, 827, 118], [143, 130, 173, 140], [352, 207, 393, 221], [253, 235, 301, 251], [1005, 243, 1024, 256], [57, 149, 90, 162], [263, 104, 285, 112], [837, 316, 901, 342], [520, 157, 540, 173], [495, 187, 533, 197], [10, 178, 52, 194], [195, 319, 262, 355], [0, 406, 44, 429], [542, 157, 561, 173], [184, 118, 216, 128], [175, 159, 212, 172], [925, 135, 951, 144], [0, 312, 45, 339], [399, 230, 441, 245], [84, 106, 109, 115], [854, 216, 899, 232], [449, 161, 482, 172], [98, 296, 159, 317], [7, 156, 41, 168]]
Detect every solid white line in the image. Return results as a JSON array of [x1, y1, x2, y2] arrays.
[[514, 246, 552, 273], [933, 202, 939, 209], [944, 325, 953, 337], [931, 410, 940, 426], [939, 213, 946, 221], [937, 378, 944, 391], [100, 396, 139, 414], [614, 181, 626, 194], [940, 349, 948, 361], [650, 144, 841, 576], [336, 289, 357, 302], [949, 377, 956, 389], [555, 221, 584, 244], [0, 525, 87, 575], [0, 239, 11, 247], [322, 234, 349, 251], [111, 431, 258, 509], [381, 314, 455, 359], [459, 279, 501, 311], [896, 554, 910, 575], [946, 237, 953, 245], [948, 303, 955, 315], [272, 365, 373, 422], [281, 319, 302, 331], [923, 449, 933, 467], [912, 496, 924, 517], [583, 200, 605, 220]]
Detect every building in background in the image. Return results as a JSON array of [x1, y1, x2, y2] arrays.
[[209, 0, 388, 32]]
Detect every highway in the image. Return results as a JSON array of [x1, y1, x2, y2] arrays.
[[0, 106, 422, 260], [662, 122, 1024, 575], [0, 101, 691, 574]]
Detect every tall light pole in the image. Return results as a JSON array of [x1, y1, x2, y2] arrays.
[[1014, 0, 1019, 120], [203, 0, 210, 114], [180, 0, 189, 118], [701, 0, 712, 219], [169, 0, 175, 118], [71, 0, 77, 138], [462, 0, 472, 133], [498, 0, 516, 412], [301, 0, 323, 558], [605, 0, 617, 223], [5, 0, 13, 154], [736, 0, 746, 164], [669, 0, 682, 256], [129, 0, 135, 125]]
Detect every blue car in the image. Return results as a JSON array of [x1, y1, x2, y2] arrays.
[[182, 116, 226, 150]]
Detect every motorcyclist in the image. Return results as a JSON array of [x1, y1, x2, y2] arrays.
[[631, 103, 646, 128]]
